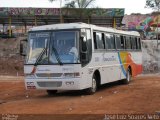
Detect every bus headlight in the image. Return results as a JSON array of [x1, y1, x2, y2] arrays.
[[25, 74, 35, 79], [63, 72, 80, 78]]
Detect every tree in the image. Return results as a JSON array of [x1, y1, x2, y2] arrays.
[[49, 0, 96, 23], [65, 0, 96, 8], [64, 0, 96, 23], [49, 0, 96, 9], [146, 0, 160, 48], [49, 0, 68, 23], [145, 0, 160, 10]]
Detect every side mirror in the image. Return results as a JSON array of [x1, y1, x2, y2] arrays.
[[81, 32, 86, 38], [80, 36, 88, 63], [20, 39, 27, 56], [80, 36, 87, 52], [81, 52, 88, 61], [80, 29, 86, 37]]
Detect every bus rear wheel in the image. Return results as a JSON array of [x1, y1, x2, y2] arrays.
[[86, 74, 97, 95], [123, 69, 131, 84], [46, 90, 57, 95]]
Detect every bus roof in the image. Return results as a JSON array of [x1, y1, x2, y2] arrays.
[[29, 22, 140, 37]]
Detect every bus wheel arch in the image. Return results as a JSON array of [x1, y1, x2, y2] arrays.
[[85, 70, 101, 95], [128, 66, 132, 76], [94, 70, 101, 87], [123, 66, 132, 84]]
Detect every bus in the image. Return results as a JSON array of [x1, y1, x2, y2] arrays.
[[21, 22, 142, 95]]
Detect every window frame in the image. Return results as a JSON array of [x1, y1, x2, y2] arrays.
[[115, 34, 122, 50], [130, 36, 137, 50], [92, 30, 141, 52], [93, 31, 105, 50], [105, 32, 116, 51]]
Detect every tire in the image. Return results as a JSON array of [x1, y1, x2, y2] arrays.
[[46, 90, 57, 95], [123, 69, 131, 84], [86, 74, 97, 95]]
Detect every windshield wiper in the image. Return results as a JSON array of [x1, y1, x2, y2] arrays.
[[51, 46, 63, 65], [34, 47, 46, 66], [30, 48, 47, 74], [33, 46, 63, 66]]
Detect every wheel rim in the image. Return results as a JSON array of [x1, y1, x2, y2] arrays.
[[127, 71, 131, 82], [92, 77, 97, 92]]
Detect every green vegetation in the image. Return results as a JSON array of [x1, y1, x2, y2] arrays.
[[146, 0, 160, 10]]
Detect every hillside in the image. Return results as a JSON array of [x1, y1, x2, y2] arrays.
[[0, 37, 24, 76]]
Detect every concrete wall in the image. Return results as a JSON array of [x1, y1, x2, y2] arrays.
[[142, 40, 160, 73]]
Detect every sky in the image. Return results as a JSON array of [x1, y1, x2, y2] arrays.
[[0, 0, 154, 15]]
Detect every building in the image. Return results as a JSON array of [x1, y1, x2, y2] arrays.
[[0, 7, 124, 37]]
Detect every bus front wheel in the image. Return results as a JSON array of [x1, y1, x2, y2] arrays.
[[86, 74, 97, 95], [46, 90, 57, 95]]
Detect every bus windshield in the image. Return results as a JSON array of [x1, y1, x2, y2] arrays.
[[27, 32, 49, 64], [26, 31, 79, 64], [49, 31, 79, 64]]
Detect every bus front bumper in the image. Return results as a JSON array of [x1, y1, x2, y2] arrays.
[[25, 78, 86, 90]]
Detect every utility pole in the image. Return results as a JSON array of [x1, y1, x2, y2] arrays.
[[50, 0, 64, 23], [60, 0, 63, 23]]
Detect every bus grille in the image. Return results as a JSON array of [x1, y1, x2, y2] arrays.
[[37, 81, 62, 87], [36, 73, 62, 78]]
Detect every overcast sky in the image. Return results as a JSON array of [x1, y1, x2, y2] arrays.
[[0, 0, 154, 15]]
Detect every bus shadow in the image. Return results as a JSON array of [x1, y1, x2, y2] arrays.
[[37, 90, 85, 99], [57, 90, 85, 96], [38, 80, 125, 98], [98, 80, 123, 92]]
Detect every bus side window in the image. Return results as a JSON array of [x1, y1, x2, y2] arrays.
[[135, 37, 138, 49], [93, 32, 105, 50], [137, 37, 141, 50], [86, 29, 92, 61], [138, 38, 142, 50], [110, 34, 116, 49], [131, 37, 137, 50], [120, 35, 125, 49], [125, 36, 131, 50], [102, 33, 105, 49], [93, 32, 97, 49], [105, 33, 110, 49], [115, 35, 121, 50], [105, 33, 115, 50]]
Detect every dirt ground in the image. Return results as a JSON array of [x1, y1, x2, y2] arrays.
[[0, 74, 160, 120]]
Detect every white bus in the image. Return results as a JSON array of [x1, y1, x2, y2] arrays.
[[21, 23, 142, 95]]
